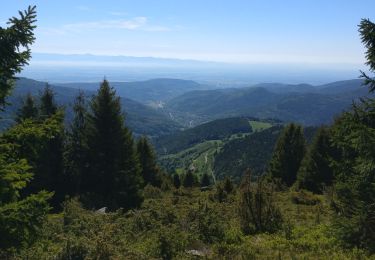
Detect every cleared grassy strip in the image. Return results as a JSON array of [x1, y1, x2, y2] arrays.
[[249, 120, 273, 132], [159, 140, 222, 178]]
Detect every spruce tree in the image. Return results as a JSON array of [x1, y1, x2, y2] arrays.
[[39, 84, 57, 118], [359, 19, 375, 93], [296, 127, 334, 193], [0, 6, 53, 250], [0, 6, 36, 108], [200, 173, 211, 187], [223, 176, 234, 194], [64, 91, 88, 195], [329, 18, 375, 251], [16, 93, 38, 122], [267, 123, 306, 187], [37, 112, 65, 208], [137, 136, 161, 187], [38, 85, 64, 207], [173, 173, 181, 189], [84, 80, 143, 210], [183, 170, 195, 188]]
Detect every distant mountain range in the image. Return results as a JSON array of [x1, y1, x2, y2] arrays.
[[163, 79, 371, 126], [56, 78, 209, 105], [1, 77, 371, 137], [55, 78, 369, 127], [22, 53, 361, 84], [0, 78, 181, 137]]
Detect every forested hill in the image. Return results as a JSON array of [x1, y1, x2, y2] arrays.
[[164, 79, 371, 126], [213, 125, 317, 181], [0, 78, 181, 136], [154, 117, 255, 155], [56, 78, 206, 105]]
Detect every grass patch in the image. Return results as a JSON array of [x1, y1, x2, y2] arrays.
[[249, 120, 272, 132]]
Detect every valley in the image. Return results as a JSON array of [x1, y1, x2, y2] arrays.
[[1, 77, 369, 183]]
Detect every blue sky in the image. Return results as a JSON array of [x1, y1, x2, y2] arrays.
[[2, 0, 375, 66]]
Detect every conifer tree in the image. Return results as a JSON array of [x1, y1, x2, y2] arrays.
[[223, 176, 234, 194], [38, 86, 64, 207], [16, 93, 38, 122], [330, 18, 375, 251], [296, 127, 334, 193], [137, 136, 161, 187], [64, 91, 88, 195], [39, 84, 57, 118], [0, 6, 36, 108], [84, 80, 143, 210], [200, 173, 211, 187], [14, 85, 64, 208], [359, 19, 375, 93], [267, 123, 306, 187], [173, 173, 181, 189], [183, 170, 195, 188], [0, 6, 53, 250]]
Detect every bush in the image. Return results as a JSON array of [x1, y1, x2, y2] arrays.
[[0, 191, 52, 250], [290, 190, 321, 205], [143, 184, 162, 199], [238, 175, 283, 235]]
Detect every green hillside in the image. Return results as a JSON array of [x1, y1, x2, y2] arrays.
[[159, 140, 221, 182], [154, 117, 253, 155], [213, 125, 283, 182], [213, 125, 317, 182], [158, 122, 317, 183], [156, 118, 278, 181], [164, 79, 372, 126]]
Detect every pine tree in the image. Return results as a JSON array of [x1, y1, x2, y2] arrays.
[[137, 136, 161, 187], [296, 127, 334, 193], [13, 85, 65, 208], [329, 19, 375, 251], [0, 6, 52, 250], [223, 176, 234, 194], [0, 6, 36, 108], [38, 85, 65, 207], [0, 104, 55, 249], [64, 91, 88, 195], [359, 19, 375, 93], [11, 112, 65, 208], [84, 80, 143, 210], [183, 170, 195, 188], [39, 84, 57, 118], [200, 173, 211, 187], [267, 123, 306, 187], [0, 136, 52, 250], [16, 93, 38, 122], [173, 173, 181, 189]]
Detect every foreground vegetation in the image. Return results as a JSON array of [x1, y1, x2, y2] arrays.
[[11, 186, 371, 259]]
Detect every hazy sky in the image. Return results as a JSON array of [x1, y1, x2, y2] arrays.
[[2, 0, 375, 66]]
